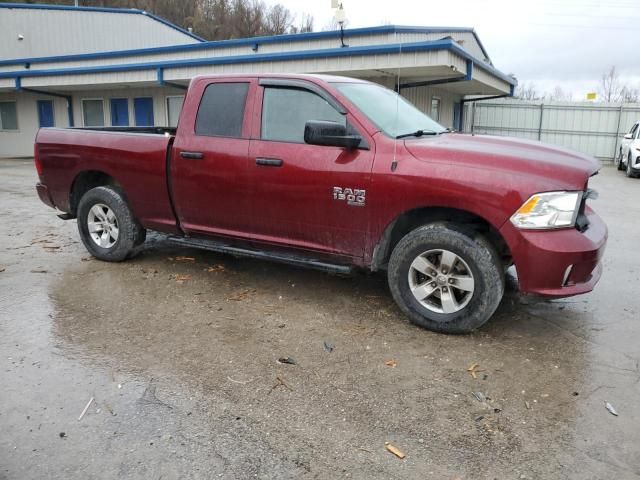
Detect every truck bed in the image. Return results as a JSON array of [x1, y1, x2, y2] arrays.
[[35, 127, 178, 233]]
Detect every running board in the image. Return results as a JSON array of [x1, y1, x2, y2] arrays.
[[166, 235, 353, 275]]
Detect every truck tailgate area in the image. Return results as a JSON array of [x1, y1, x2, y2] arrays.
[[36, 127, 178, 232]]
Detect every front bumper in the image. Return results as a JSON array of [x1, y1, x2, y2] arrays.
[[36, 183, 55, 209], [500, 207, 607, 298]]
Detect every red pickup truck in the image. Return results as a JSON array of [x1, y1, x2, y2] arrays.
[[34, 74, 607, 333]]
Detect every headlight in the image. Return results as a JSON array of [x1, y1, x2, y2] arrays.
[[510, 191, 582, 229]]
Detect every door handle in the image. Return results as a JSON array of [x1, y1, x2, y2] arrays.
[[256, 157, 283, 167], [180, 151, 204, 160]]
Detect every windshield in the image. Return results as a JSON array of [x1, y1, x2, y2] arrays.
[[333, 82, 446, 138]]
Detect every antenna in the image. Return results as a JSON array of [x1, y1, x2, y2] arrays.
[[332, 1, 348, 48], [391, 42, 401, 172]]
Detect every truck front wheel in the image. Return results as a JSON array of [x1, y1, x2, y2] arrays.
[[387, 223, 504, 334], [77, 186, 144, 262]]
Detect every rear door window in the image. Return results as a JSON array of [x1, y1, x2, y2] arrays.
[[261, 87, 345, 143], [195, 83, 249, 137]]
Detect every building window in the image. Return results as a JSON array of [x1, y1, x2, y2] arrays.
[[261, 87, 344, 143], [82, 99, 105, 127], [430, 97, 441, 122], [0, 101, 18, 130], [166, 96, 184, 128], [196, 83, 249, 137]]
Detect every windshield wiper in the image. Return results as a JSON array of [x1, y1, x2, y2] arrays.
[[395, 129, 442, 139]]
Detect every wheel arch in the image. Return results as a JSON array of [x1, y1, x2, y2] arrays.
[[69, 170, 123, 217], [371, 206, 511, 271]]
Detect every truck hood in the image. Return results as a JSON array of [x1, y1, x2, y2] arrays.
[[404, 133, 600, 189]]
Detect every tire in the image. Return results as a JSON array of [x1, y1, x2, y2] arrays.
[[626, 153, 637, 178], [616, 149, 624, 170], [387, 223, 504, 334], [77, 186, 144, 262]]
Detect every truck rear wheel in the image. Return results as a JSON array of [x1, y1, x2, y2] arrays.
[[77, 186, 144, 262], [387, 223, 504, 334]]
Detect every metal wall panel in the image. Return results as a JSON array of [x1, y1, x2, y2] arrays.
[[70, 86, 184, 128], [158, 49, 456, 81], [401, 85, 462, 129], [472, 68, 512, 94], [0, 86, 187, 157], [1, 78, 459, 157], [0, 90, 67, 157], [0, 8, 198, 61], [465, 99, 640, 162], [3, 31, 490, 74]]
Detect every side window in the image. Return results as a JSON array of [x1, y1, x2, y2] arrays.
[[430, 97, 441, 122], [629, 123, 638, 136], [261, 87, 345, 143], [0, 101, 18, 130], [195, 82, 249, 137]]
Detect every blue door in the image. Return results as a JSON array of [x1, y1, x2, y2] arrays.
[[37, 100, 54, 127], [110, 98, 129, 126], [134, 97, 154, 126]]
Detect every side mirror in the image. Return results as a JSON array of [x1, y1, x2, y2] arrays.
[[624, 133, 633, 140], [304, 120, 362, 149]]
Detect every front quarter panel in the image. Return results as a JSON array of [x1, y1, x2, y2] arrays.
[[365, 139, 559, 264]]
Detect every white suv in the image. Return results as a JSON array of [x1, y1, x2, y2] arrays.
[[617, 121, 640, 177]]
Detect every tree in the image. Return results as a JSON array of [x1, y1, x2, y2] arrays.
[[514, 82, 541, 101], [621, 86, 639, 103], [290, 13, 313, 34], [598, 66, 625, 102], [547, 86, 572, 102], [596, 66, 640, 103]]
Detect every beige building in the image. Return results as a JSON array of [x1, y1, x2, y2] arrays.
[[0, 3, 515, 157]]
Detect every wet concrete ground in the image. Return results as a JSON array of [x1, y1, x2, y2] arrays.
[[1, 158, 639, 479]]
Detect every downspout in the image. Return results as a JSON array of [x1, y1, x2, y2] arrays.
[[16, 77, 75, 126], [156, 68, 187, 91]]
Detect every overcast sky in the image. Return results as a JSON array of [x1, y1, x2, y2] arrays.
[[266, 0, 640, 99]]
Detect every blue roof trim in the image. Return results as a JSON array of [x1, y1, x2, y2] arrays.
[[0, 2, 204, 42], [0, 39, 515, 86], [0, 24, 482, 67], [0, 2, 143, 14]]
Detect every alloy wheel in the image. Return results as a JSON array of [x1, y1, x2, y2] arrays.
[[87, 203, 119, 248], [408, 248, 475, 314]]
